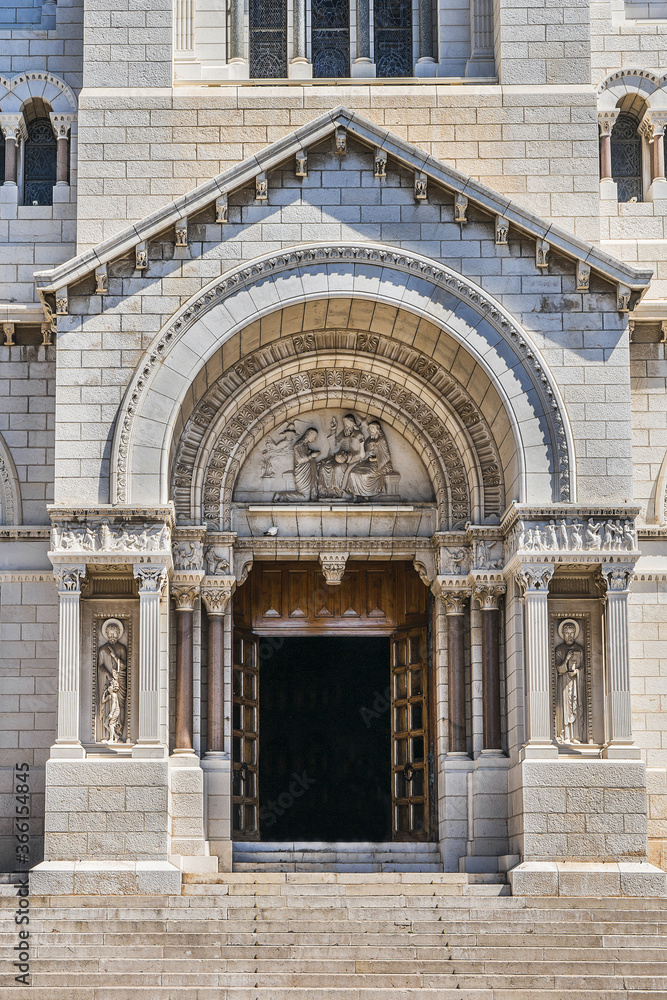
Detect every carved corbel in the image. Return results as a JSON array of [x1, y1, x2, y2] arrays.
[[374, 148, 387, 179], [41, 322, 53, 347], [495, 216, 509, 246], [175, 220, 188, 247], [617, 283, 631, 313], [201, 576, 235, 615], [135, 241, 148, 271], [3, 323, 15, 347], [576, 260, 591, 292], [319, 551, 349, 586], [334, 127, 347, 154], [215, 194, 228, 223], [295, 151, 308, 177], [94, 263, 108, 295], [536, 239, 549, 269], [55, 288, 68, 316], [414, 171, 427, 201], [454, 194, 468, 223], [255, 172, 268, 201]]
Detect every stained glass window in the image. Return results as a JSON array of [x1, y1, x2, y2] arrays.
[[312, 0, 350, 77], [611, 112, 642, 203], [250, 0, 287, 78], [24, 118, 56, 207], [375, 0, 412, 78]]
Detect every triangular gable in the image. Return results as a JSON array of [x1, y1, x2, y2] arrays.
[[33, 106, 652, 309]]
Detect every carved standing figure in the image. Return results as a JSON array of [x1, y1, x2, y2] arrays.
[[316, 415, 364, 498], [555, 618, 586, 744], [273, 427, 320, 501], [97, 618, 128, 743]]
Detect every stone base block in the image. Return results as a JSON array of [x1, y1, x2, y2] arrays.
[[169, 854, 218, 874], [509, 861, 667, 897], [209, 839, 233, 872], [30, 860, 182, 895]]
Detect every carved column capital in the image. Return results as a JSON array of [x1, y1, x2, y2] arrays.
[[516, 563, 554, 595], [172, 583, 200, 611], [319, 551, 349, 586], [474, 584, 505, 611], [597, 563, 634, 595], [442, 590, 469, 615], [0, 113, 27, 143], [598, 109, 620, 136], [49, 112, 75, 140], [55, 565, 86, 595], [133, 564, 168, 595], [202, 577, 235, 615]]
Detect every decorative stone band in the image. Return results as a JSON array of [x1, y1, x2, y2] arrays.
[[201, 576, 236, 615], [111, 244, 573, 507]]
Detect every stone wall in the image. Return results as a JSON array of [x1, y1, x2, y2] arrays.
[[630, 339, 667, 525], [0, 575, 58, 871]]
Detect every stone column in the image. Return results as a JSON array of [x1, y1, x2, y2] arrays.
[[465, 0, 495, 77], [202, 579, 234, 756], [598, 564, 640, 759], [49, 116, 71, 186], [291, 0, 310, 74], [444, 591, 468, 754], [52, 566, 86, 758], [0, 115, 26, 186], [643, 112, 667, 200], [172, 584, 199, 755], [516, 564, 557, 758], [598, 110, 620, 200], [352, 0, 375, 77], [474, 585, 505, 752], [133, 565, 168, 755], [416, 0, 436, 74], [229, 0, 244, 62]]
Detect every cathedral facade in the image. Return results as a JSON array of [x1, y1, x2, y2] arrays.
[[1, 0, 667, 897]]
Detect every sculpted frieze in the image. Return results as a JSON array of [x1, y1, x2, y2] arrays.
[[172, 539, 203, 571], [508, 516, 638, 556], [52, 520, 171, 554]]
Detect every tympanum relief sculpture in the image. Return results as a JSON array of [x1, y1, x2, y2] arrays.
[[234, 410, 434, 504], [95, 617, 130, 743], [554, 617, 587, 745]]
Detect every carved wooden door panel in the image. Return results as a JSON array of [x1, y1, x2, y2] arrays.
[[232, 629, 260, 840], [391, 626, 430, 841]]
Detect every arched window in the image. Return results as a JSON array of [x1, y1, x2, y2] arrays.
[[24, 117, 57, 206], [611, 111, 642, 203], [312, 0, 350, 77], [249, 0, 287, 78], [374, 0, 413, 77]]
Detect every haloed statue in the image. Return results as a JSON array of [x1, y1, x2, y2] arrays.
[[97, 617, 128, 743], [554, 618, 586, 745]]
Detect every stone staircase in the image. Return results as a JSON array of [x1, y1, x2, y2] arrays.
[[1, 873, 667, 997], [233, 839, 444, 872]]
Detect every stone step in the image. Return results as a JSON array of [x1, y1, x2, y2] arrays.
[[232, 840, 443, 873]]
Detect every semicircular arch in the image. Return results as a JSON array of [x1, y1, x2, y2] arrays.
[[0, 432, 22, 526], [112, 243, 575, 509]]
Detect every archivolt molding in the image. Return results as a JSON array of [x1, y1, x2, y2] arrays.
[[0, 433, 22, 526], [597, 67, 667, 110], [0, 71, 77, 114], [654, 448, 667, 527], [171, 331, 505, 530], [113, 244, 573, 507]]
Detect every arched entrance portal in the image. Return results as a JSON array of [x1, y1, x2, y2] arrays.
[[232, 560, 432, 845]]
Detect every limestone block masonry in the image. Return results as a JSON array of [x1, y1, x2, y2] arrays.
[[0, 0, 667, 907]]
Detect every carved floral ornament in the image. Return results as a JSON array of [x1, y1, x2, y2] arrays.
[[171, 330, 507, 530], [112, 245, 573, 507]]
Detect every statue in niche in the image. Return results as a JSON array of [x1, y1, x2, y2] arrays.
[[272, 428, 320, 501], [97, 618, 128, 743], [554, 618, 586, 745]]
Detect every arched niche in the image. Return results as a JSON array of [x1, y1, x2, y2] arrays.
[[112, 244, 575, 510]]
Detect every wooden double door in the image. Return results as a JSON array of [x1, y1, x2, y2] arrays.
[[231, 561, 434, 843]]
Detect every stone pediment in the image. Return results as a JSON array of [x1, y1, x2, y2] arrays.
[[33, 107, 651, 316]]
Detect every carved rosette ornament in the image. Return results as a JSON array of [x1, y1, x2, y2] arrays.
[[319, 552, 349, 586]]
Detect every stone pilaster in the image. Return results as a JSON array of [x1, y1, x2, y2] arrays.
[[598, 563, 641, 759], [516, 564, 557, 758], [133, 564, 168, 757], [52, 566, 86, 759]]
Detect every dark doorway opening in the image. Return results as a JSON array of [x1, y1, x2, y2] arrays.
[[259, 636, 392, 841]]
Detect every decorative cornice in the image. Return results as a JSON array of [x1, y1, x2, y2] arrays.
[[33, 107, 652, 297]]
